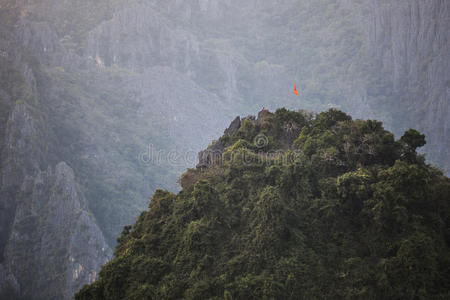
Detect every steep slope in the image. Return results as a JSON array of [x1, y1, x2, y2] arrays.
[[364, 0, 450, 174], [3, 162, 111, 300], [1, 0, 449, 298], [0, 61, 111, 300], [76, 109, 450, 299], [0, 2, 113, 299]]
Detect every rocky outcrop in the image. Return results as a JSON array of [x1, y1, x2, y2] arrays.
[[4, 162, 111, 300], [0, 69, 111, 300], [197, 116, 243, 169], [224, 116, 241, 137], [197, 140, 225, 169]]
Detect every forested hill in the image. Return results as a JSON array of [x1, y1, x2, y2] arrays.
[[76, 109, 450, 300], [1, 1, 449, 298]]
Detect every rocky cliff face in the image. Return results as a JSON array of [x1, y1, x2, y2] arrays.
[[0, 5, 111, 298], [364, 0, 450, 173], [83, 0, 245, 107], [0, 101, 111, 299], [0, 75, 111, 299], [4, 162, 111, 299]]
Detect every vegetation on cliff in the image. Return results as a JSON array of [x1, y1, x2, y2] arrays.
[[76, 108, 450, 299]]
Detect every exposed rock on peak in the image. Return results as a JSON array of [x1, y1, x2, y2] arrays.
[[197, 115, 243, 169], [256, 109, 273, 126], [224, 116, 240, 137], [197, 140, 224, 170]]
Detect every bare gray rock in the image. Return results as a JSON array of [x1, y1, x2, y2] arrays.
[[5, 162, 111, 300], [365, 0, 450, 173], [224, 116, 241, 137], [197, 140, 225, 169], [0, 101, 111, 300]]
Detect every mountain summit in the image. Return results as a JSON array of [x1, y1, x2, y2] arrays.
[[76, 108, 449, 299]]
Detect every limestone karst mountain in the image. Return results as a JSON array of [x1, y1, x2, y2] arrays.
[[0, 0, 449, 299]]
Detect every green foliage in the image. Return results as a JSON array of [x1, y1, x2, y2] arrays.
[[314, 108, 352, 129], [221, 110, 312, 152], [400, 129, 426, 151], [76, 109, 450, 300], [400, 129, 426, 163]]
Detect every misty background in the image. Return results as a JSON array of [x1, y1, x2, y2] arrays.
[[0, 0, 449, 299]]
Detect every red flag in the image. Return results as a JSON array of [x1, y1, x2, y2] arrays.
[[293, 84, 299, 95]]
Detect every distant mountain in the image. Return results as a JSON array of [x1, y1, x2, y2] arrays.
[[0, 0, 449, 299], [76, 108, 450, 299]]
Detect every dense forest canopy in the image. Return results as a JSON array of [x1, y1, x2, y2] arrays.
[[76, 109, 450, 299]]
